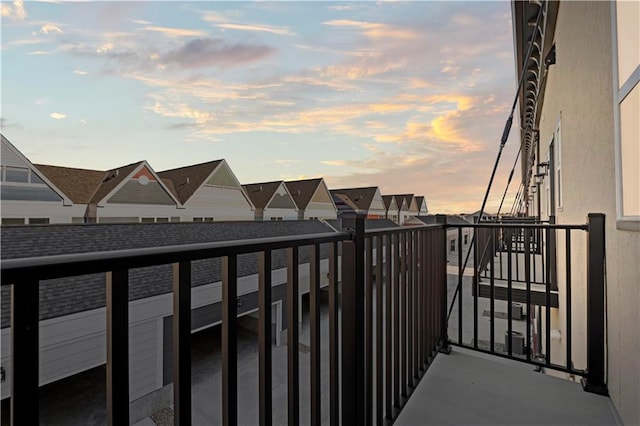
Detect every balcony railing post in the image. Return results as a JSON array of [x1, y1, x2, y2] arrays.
[[582, 213, 609, 396], [435, 215, 451, 354], [341, 212, 366, 426], [10, 277, 39, 426]]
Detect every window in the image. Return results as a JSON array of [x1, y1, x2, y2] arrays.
[[613, 0, 640, 229], [270, 217, 283, 221], [28, 218, 49, 224], [141, 217, 155, 223], [204, 217, 214, 222], [464, 234, 468, 245], [5, 167, 29, 183], [450, 239, 456, 252], [170, 217, 181, 222], [2, 218, 25, 225], [156, 217, 169, 223], [193, 217, 203, 222]]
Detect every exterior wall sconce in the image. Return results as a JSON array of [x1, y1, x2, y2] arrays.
[[531, 186, 538, 194], [537, 162, 550, 175]]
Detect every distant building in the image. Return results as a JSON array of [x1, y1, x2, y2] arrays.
[[242, 180, 298, 221], [330, 186, 387, 219], [158, 160, 254, 222], [284, 178, 338, 220], [1, 135, 80, 224]]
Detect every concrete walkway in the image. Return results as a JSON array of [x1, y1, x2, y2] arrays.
[[395, 347, 619, 425]]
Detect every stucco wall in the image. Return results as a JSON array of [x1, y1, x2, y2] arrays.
[[536, 2, 639, 423]]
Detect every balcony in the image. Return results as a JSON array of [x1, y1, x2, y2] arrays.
[[0, 214, 615, 425]]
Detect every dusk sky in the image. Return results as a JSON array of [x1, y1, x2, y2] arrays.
[[1, 0, 522, 214]]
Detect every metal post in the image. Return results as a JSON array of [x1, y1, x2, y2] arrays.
[[106, 269, 129, 426], [581, 213, 608, 396], [173, 262, 192, 426], [436, 215, 451, 354], [341, 213, 366, 426], [10, 277, 39, 426]]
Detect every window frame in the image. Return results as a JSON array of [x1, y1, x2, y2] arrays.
[[612, 0, 640, 230]]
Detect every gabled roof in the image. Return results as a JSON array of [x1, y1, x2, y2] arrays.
[[35, 164, 106, 204], [330, 187, 379, 211], [393, 195, 408, 211], [90, 161, 146, 204], [382, 195, 395, 210], [415, 196, 427, 212], [242, 180, 288, 210], [284, 178, 324, 210], [37, 161, 180, 206], [157, 160, 223, 204], [394, 194, 415, 211], [331, 193, 359, 213]]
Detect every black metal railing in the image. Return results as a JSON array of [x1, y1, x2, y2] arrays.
[[1, 214, 448, 425], [444, 214, 608, 396]]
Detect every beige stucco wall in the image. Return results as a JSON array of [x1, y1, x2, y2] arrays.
[[534, 2, 639, 424]]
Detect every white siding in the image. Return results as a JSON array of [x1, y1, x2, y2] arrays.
[[185, 186, 253, 221]]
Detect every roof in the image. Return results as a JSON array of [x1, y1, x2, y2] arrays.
[[415, 196, 426, 211], [157, 160, 223, 204], [284, 178, 323, 210], [331, 193, 359, 213], [35, 164, 107, 204], [0, 220, 335, 328], [90, 161, 144, 204], [242, 181, 284, 209], [412, 215, 470, 225], [330, 187, 379, 211], [382, 195, 394, 210], [325, 218, 400, 231]]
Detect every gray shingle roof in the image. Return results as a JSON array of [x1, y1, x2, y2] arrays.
[[1, 221, 334, 328]]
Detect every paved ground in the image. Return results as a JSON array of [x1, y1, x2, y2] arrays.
[[395, 347, 619, 425]]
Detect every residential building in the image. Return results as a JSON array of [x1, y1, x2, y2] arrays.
[[381, 194, 398, 223], [284, 178, 337, 220], [403, 214, 472, 255], [0, 135, 81, 224], [242, 180, 298, 221], [158, 160, 254, 222], [37, 161, 182, 223], [415, 195, 429, 215], [329, 187, 387, 219], [513, 0, 639, 423]]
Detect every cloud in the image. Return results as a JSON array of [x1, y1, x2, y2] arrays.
[[49, 113, 67, 119], [1, 0, 26, 21], [214, 23, 294, 36], [130, 19, 152, 25], [73, 70, 88, 75], [96, 43, 114, 54], [141, 26, 208, 38], [28, 50, 54, 55], [9, 39, 48, 46], [160, 38, 275, 69], [40, 24, 63, 34], [323, 19, 418, 40], [320, 160, 348, 167]]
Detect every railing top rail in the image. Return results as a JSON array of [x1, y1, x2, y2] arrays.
[[364, 224, 443, 236], [445, 223, 588, 230], [1, 230, 351, 283]]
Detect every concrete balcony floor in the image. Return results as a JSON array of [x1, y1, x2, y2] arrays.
[[396, 347, 619, 426]]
